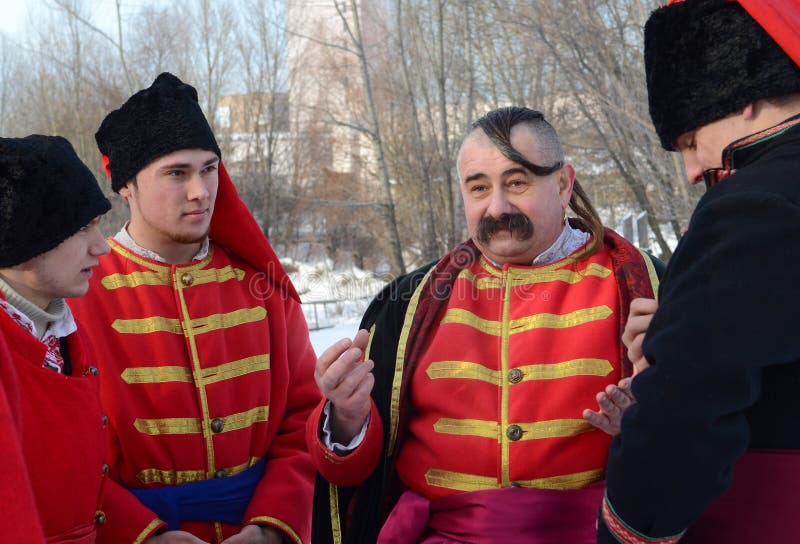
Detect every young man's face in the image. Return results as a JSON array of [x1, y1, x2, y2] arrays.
[[1, 216, 109, 309], [120, 149, 220, 260], [675, 112, 747, 184], [457, 126, 574, 266]]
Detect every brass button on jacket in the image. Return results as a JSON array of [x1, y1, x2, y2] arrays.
[[210, 418, 225, 433], [508, 368, 524, 384], [85, 366, 99, 376], [94, 511, 107, 525], [506, 424, 523, 441], [214, 469, 227, 479], [181, 273, 194, 286], [101, 463, 109, 475]]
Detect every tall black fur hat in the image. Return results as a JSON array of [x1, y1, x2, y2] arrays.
[[95, 72, 221, 192], [0, 135, 111, 267], [645, 0, 800, 150]]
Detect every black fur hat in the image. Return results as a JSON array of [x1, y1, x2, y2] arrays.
[[95, 72, 221, 192], [645, 0, 800, 150], [0, 135, 111, 267]]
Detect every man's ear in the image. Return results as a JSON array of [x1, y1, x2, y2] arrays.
[[559, 162, 576, 207]]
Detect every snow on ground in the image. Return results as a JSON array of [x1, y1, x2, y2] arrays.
[[285, 259, 388, 355], [307, 318, 362, 356]]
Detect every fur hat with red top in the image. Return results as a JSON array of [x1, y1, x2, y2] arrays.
[[95, 73, 298, 301], [644, 0, 800, 150], [0, 135, 110, 267]]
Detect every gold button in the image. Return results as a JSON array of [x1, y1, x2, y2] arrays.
[[181, 273, 194, 286], [94, 511, 107, 525], [215, 469, 227, 478], [210, 418, 224, 433], [101, 463, 109, 475], [101, 415, 109, 427], [508, 368, 524, 384], [506, 424, 523, 441], [85, 366, 99, 376]]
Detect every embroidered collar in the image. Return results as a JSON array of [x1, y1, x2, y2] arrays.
[[482, 222, 591, 268], [115, 222, 209, 263], [703, 113, 800, 189]]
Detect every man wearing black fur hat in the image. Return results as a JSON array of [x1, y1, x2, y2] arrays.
[[599, 1, 800, 542], [0, 135, 159, 542], [69, 73, 320, 544]]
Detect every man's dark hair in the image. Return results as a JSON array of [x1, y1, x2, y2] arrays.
[[470, 106, 603, 257]]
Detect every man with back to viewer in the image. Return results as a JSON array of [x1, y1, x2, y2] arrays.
[[307, 106, 662, 543], [599, 1, 800, 542], [69, 72, 320, 544]]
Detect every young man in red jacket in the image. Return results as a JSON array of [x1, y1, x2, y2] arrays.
[[0, 135, 158, 543], [69, 73, 319, 544]]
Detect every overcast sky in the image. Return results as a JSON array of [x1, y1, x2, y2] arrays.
[[0, 0, 144, 43]]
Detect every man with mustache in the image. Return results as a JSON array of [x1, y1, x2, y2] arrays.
[[69, 73, 320, 544], [307, 107, 662, 543]]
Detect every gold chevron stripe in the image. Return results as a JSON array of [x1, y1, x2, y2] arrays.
[[517, 419, 594, 440], [441, 306, 612, 336], [190, 265, 247, 286], [121, 365, 193, 383], [457, 268, 502, 290], [434, 418, 498, 439], [136, 456, 261, 485], [426, 361, 498, 383], [200, 354, 271, 384], [440, 308, 501, 335], [425, 467, 604, 492], [100, 264, 246, 290], [134, 417, 203, 435], [509, 306, 613, 333], [222, 405, 270, 432], [111, 306, 267, 336], [460, 263, 612, 290], [432, 417, 592, 440], [137, 467, 205, 485], [134, 406, 269, 436], [190, 306, 267, 334], [112, 315, 183, 335], [522, 358, 613, 380], [519, 468, 604, 489], [426, 358, 613, 383], [101, 270, 170, 289], [506, 263, 612, 285], [120, 354, 270, 385]]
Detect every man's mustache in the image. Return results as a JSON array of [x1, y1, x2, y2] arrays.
[[476, 213, 533, 244]]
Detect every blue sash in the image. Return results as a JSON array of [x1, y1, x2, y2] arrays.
[[130, 458, 266, 530]]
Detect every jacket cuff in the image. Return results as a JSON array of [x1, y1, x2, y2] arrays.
[[601, 493, 685, 544]]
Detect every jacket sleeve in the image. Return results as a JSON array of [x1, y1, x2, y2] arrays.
[[600, 188, 800, 542], [243, 298, 321, 544], [306, 398, 384, 487]]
